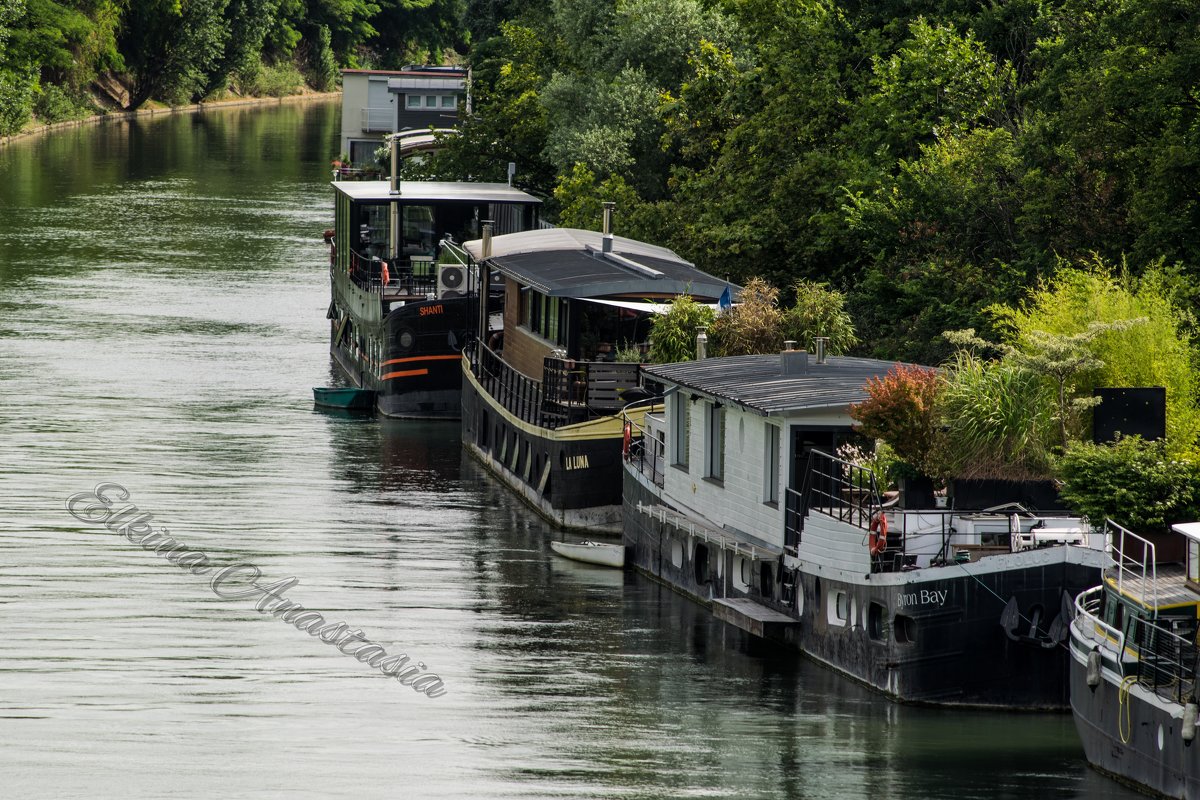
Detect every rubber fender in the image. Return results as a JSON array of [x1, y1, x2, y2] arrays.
[[1087, 649, 1102, 688], [1184, 703, 1198, 743]]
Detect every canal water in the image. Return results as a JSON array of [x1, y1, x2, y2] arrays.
[[0, 102, 1140, 799]]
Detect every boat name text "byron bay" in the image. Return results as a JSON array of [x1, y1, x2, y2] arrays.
[[897, 588, 948, 608]]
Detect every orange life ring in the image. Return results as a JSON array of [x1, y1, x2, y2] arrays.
[[622, 420, 632, 458], [869, 513, 888, 555]]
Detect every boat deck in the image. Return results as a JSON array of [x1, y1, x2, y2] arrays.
[[1105, 563, 1200, 611], [713, 597, 798, 639]]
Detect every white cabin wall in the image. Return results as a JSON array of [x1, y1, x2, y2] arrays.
[[340, 74, 371, 155], [662, 398, 784, 547]]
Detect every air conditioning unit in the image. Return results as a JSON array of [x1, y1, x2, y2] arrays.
[[437, 263, 468, 299]]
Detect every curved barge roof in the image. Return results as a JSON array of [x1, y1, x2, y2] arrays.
[[464, 228, 733, 300]]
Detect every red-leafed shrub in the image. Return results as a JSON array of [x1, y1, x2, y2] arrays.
[[849, 365, 944, 477]]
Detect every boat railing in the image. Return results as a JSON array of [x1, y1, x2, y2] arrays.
[[541, 357, 642, 427], [469, 340, 548, 426], [1106, 519, 1158, 611], [1125, 613, 1200, 703], [622, 408, 665, 488], [787, 450, 882, 557], [1074, 585, 1127, 659], [348, 249, 440, 298]]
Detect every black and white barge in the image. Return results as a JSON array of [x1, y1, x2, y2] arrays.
[[325, 178, 540, 418], [460, 220, 730, 531], [623, 347, 1109, 708]]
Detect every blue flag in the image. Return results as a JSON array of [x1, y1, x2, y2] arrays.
[[718, 286, 732, 312]]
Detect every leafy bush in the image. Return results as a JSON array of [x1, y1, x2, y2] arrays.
[[991, 262, 1200, 450], [34, 83, 89, 123], [648, 294, 715, 364], [710, 277, 783, 356], [938, 350, 1056, 480], [238, 60, 303, 97], [1055, 437, 1200, 534], [784, 280, 859, 355], [0, 67, 34, 136], [849, 364, 943, 478]]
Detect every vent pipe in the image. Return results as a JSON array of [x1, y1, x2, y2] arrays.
[[478, 221, 494, 349], [784, 340, 797, 351], [781, 349, 809, 376], [388, 133, 400, 260], [601, 202, 615, 254], [815, 336, 829, 364], [507, 161, 516, 187], [696, 329, 708, 360]]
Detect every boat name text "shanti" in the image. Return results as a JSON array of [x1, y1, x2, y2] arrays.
[[897, 588, 949, 608], [419, 304, 444, 317], [564, 454, 590, 470]]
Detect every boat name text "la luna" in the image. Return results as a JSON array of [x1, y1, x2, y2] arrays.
[[897, 588, 948, 608], [564, 454, 590, 470], [419, 304, 444, 317]]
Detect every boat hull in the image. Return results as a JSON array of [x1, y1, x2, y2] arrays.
[[460, 364, 628, 532], [550, 541, 625, 568], [1070, 633, 1200, 798], [329, 290, 471, 420], [313, 387, 375, 410], [624, 468, 1106, 709]]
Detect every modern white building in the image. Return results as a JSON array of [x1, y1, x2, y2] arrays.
[[339, 66, 469, 165]]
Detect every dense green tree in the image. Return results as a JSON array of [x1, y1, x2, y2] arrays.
[[120, 0, 228, 107]]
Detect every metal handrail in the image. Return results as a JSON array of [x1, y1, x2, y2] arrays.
[[1106, 519, 1159, 613]]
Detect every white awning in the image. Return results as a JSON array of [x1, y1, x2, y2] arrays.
[[578, 297, 722, 315], [1172, 522, 1200, 542]]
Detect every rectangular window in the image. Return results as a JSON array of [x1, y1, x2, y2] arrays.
[[1190, 540, 1200, 584], [406, 94, 420, 108], [441, 95, 457, 108], [425, 95, 438, 108], [706, 403, 724, 481], [671, 393, 689, 468], [764, 423, 780, 504]]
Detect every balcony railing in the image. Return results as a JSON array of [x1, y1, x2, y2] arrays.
[[348, 249, 441, 298], [467, 342, 646, 430], [360, 107, 393, 132]]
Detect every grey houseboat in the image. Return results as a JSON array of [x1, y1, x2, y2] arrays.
[[623, 347, 1109, 708], [326, 179, 540, 418], [459, 222, 731, 531], [1070, 520, 1200, 798]]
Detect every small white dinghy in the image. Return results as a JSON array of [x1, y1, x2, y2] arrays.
[[549, 540, 625, 568]]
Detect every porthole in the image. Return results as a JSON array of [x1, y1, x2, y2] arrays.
[[894, 614, 917, 643]]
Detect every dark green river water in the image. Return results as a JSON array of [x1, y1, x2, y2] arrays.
[[0, 101, 1142, 799]]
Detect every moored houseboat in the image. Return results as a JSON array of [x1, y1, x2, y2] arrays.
[[459, 214, 732, 531], [325, 177, 541, 418], [623, 346, 1110, 708], [1070, 520, 1200, 798]]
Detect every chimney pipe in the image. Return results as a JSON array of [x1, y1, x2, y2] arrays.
[[601, 201, 615, 254], [815, 336, 829, 364], [478, 221, 494, 349], [784, 340, 797, 351], [696, 329, 708, 360], [781, 349, 809, 376]]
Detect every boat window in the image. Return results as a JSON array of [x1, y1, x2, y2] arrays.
[[671, 393, 689, 468], [763, 423, 780, 503], [834, 592, 848, 624], [1190, 539, 1200, 584], [406, 94, 420, 109], [425, 95, 437, 107], [760, 562, 774, 600], [868, 603, 885, 640], [706, 403, 725, 481], [694, 543, 710, 584], [894, 614, 917, 643], [670, 538, 683, 569], [440, 95, 456, 109], [733, 556, 749, 591], [402, 205, 436, 256]]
